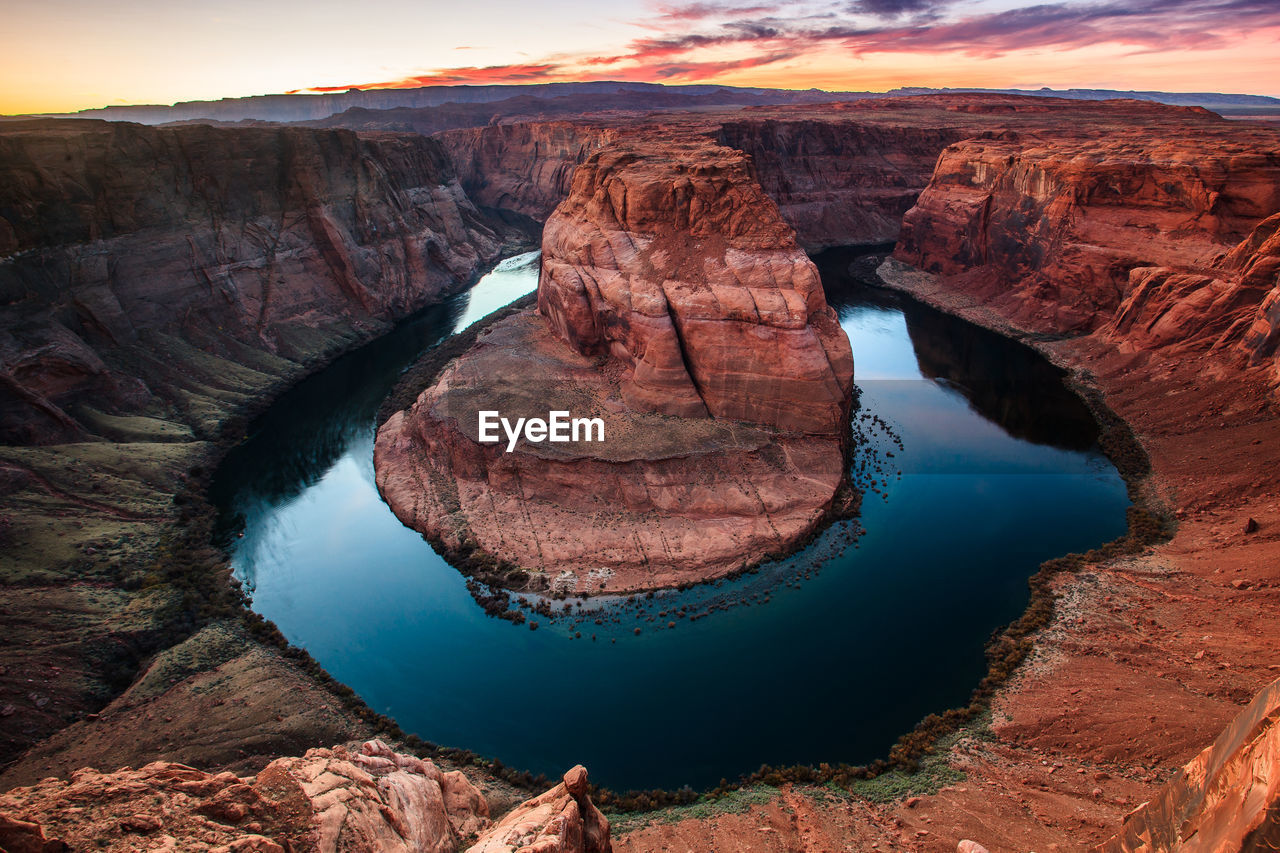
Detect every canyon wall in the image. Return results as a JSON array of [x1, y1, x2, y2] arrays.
[[437, 122, 619, 223], [894, 129, 1280, 347], [440, 115, 962, 252], [0, 119, 517, 772], [715, 118, 965, 249], [0, 119, 510, 444]]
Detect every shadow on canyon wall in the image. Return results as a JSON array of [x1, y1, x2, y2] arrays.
[[816, 245, 1101, 453]]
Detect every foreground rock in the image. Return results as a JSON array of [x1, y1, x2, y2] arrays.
[[1097, 676, 1280, 851], [468, 765, 610, 853], [376, 138, 854, 593], [0, 739, 607, 853]]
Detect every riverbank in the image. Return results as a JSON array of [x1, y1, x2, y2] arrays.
[[610, 257, 1280, 851], [0, 250, 540, 811]]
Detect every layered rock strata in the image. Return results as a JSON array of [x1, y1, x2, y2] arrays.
[[894, 128, 1280, 343], [0, 119, 508, 443], [0, 738, 610, 853], [376, 139, 854, 592], [715, 119, 968, 248], [438, 122, 618, 222], [0, 119, 515, 768]]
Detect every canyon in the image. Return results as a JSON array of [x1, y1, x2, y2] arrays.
[[374, 136, 855, 593], [0, 118, 524, 776], [2, 90, 1280, 851]]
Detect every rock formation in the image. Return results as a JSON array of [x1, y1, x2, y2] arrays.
[[537, 139, 853, 432], [376, 138, 855, 592], [894, 127, 1280, 339], [0, 739, 610, 853], [467, 765, 610, 853], [1096, 677, 1280, 851]]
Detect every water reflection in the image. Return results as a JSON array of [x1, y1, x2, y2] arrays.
[[211, 246, 1129, 791], [211, 251, 540, 562], [818, 246, 1099, 452]]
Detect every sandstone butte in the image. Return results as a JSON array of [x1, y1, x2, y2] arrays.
[[374, 137, 855, 594], [6, 95, 1280, 852], [0, 738, 611, 853]]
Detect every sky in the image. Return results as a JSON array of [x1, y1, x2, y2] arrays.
[[3, 0, 1279, 114]]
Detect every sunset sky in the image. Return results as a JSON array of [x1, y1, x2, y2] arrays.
[[3, 0, 1279, 115]]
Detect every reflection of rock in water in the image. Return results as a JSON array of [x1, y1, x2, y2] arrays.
[[210, 298, 466, 537], [902, 305, 1100, 451], [815, 246, 1100, 452]]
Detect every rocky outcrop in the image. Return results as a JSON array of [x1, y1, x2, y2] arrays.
[[376, 138, 854, 592], [716, 119, 966, 249], [0, 739, 609, 853], [468, 766, 609, 853], [0, 119, 516, 767], [538, 139, 853, 433], [376, 311, 851, 592], [895, 129, 1280, 337], [438, 122, 618, 222], [1096, 677, 1280, 851], [1236, 213, 1280, 382], [0, 119, 509, 444]]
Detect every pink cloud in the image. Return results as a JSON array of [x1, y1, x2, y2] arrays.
[[291, 0, 1280, 93]]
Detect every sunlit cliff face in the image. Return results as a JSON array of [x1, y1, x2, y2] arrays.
[[3, 0, 1278, 115]]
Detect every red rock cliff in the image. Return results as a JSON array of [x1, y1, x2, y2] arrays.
[[0, 120, 511, 444], [715, 118, 966, 249], [894, 129, 1280, 339], [538, 138, 854, 434]]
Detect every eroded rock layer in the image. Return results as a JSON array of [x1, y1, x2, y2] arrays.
[[537, 139, 853, 433], [0, 739, 610, 853], [715, 118, 968, 248], [376, 138, 854, 592], [1097, 677, 1280, 851], [894, 127, 1280, 346], [438, 122, 618, 222]]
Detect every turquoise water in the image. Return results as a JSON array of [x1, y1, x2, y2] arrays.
[[212, 247, 1130, 791]]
